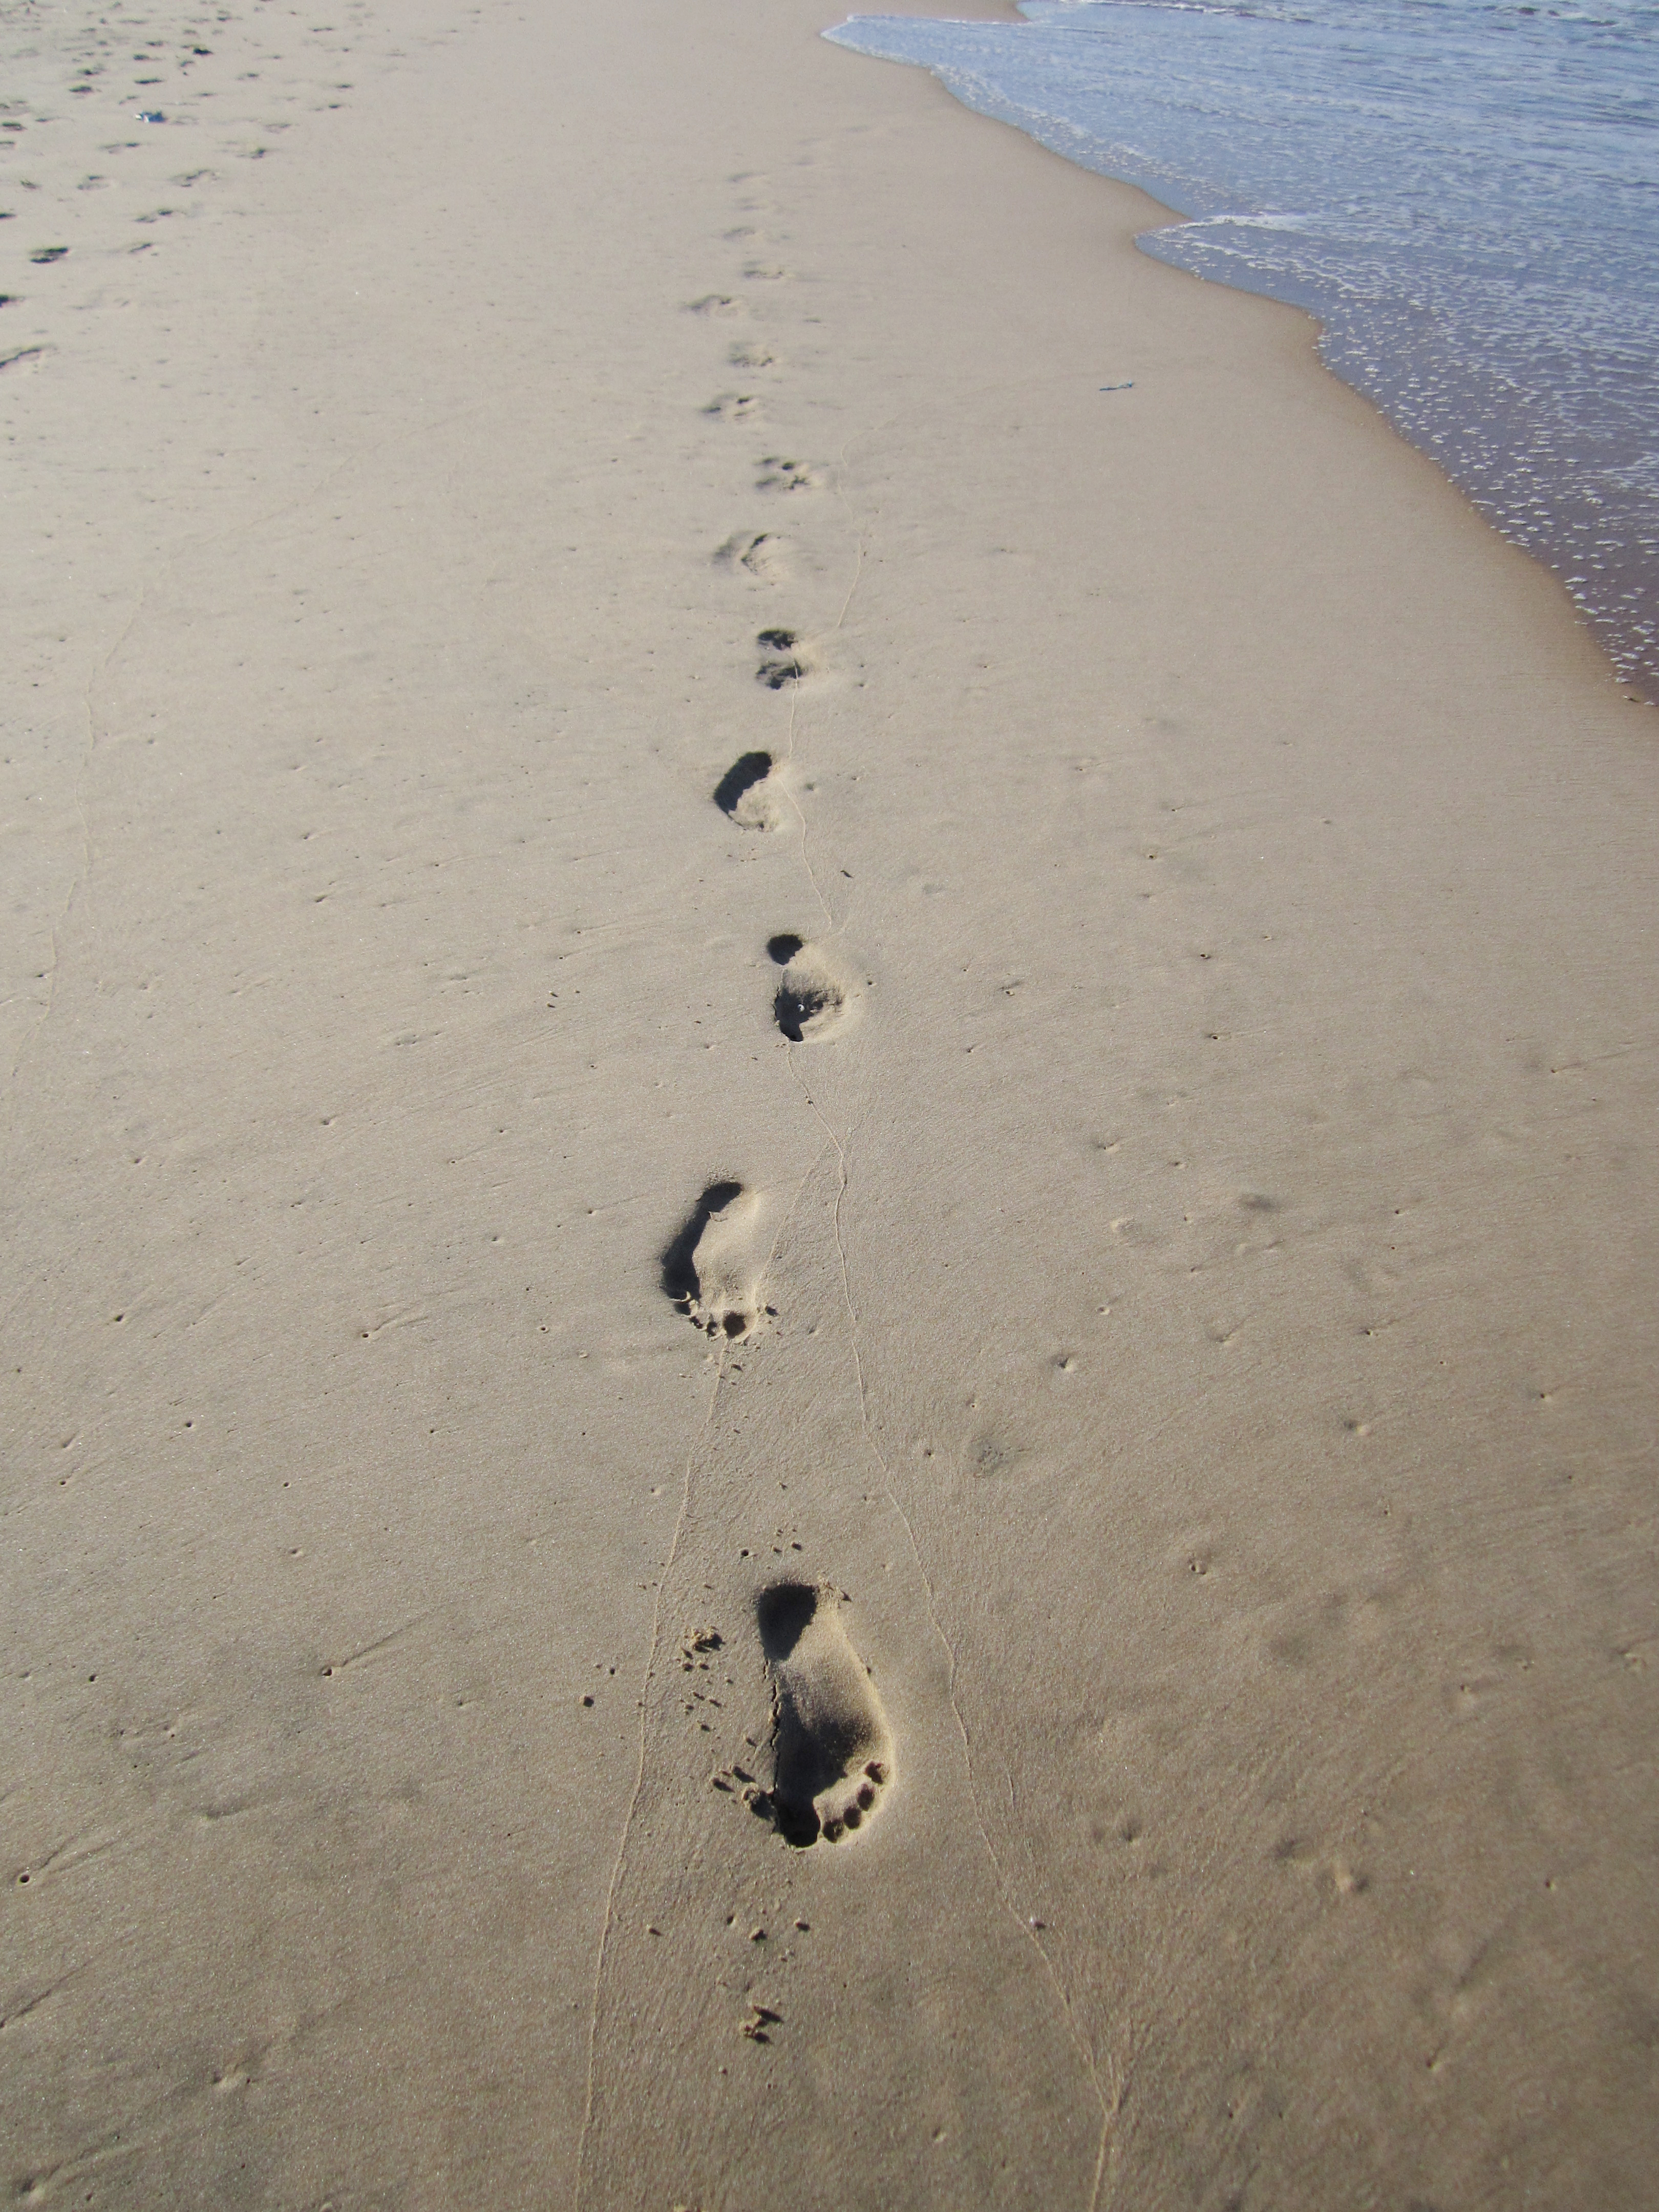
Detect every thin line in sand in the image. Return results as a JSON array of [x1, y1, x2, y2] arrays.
[[780, 1060, 1118, 2207], [573, 1341, 724, 2210], [572, 1154, 825, 2209], [772, 431, 1117, 2205]]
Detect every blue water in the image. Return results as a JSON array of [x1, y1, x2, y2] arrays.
[[826, 1, 1659, 698]]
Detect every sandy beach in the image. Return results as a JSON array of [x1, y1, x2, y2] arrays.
[[4, 0, 1655, 2204]]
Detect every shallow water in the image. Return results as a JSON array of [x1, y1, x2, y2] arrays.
[[827, 0, 1659, 698]]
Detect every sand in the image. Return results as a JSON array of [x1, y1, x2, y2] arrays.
[[4, 0, 1655, 2204]]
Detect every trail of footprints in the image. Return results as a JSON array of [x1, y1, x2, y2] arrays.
[[0, 0, 438, 370], [657, 184, 891, 1854]]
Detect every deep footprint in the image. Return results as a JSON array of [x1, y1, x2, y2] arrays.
[[714, 750, 783, 831], [756, 627, 809, 689], [754, 1583, 895, 1847], [660, 1182, 773, 1340], [771, 936, 854, 1043]]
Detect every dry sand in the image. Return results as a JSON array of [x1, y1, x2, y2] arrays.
[[4, 0, 1656, 2204]]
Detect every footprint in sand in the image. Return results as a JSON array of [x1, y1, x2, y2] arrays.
[[755, 627, 810, 689], [755, 456, 822, 496], [686, 292, 745, 318], [704, 391, 760, 422], [769, 934, 855, 1044], [714, 530, 789, 582], [755, 1583, 894, 1847], [714, 750, 784, 831], [660, 1181, 773, 1341]]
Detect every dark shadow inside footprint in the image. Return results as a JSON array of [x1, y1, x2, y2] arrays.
[[756, 628, 805, 688], [660, 1180, 745, 1309], [758, 1580, 818, 1661], [772, 1799, 822, 1849], [714, 752, 773, 818], [758, 1583, 826, 1845], [767, 933, 805, 966], [775, 977, 836, 1044]]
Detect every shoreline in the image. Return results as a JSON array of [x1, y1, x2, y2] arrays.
[[4, 0, 1655, 2205], [829, 2, 1659, 708]]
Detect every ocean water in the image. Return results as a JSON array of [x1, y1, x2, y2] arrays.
[[826, 1, 1659, 699]]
